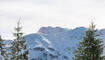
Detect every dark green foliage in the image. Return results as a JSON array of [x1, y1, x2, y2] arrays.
[[10, 21, 29, 60], [73, 22, 104, 60], [0, 36, 8, 60]]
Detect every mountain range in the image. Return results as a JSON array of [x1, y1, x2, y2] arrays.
[[4, 26, 105, 60]]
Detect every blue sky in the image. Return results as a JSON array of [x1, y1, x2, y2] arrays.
[[0, 0, 105, 39]]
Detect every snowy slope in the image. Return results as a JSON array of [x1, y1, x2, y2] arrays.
[[5, 26, 105, 60], [37, 27, 86, 60]]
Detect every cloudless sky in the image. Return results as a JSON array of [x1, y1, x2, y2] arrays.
[[0, 0, 105, 39]]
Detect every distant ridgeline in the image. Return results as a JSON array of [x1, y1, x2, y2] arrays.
[[4, 26, 105, 60]]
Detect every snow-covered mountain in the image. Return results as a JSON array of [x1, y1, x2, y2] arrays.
[[5, 26, 105, 60]]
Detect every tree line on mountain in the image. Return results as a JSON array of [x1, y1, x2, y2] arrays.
[[0, 21, 105, 60]]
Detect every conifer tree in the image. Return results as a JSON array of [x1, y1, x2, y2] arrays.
[[0, 36, 8, 60], [10, 21, 29, 60], [73, 22, 104, 60]]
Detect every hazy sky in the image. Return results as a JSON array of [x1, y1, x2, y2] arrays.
[[0, 0, 105, 39]]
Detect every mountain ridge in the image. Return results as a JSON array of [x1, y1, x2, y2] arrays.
[[4, 26, 105, 60]]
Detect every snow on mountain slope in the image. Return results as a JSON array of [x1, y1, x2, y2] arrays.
[[24, 34, 50, 59], [22, 27, 87, 60], [5, 26, 105, 60], [37, 27, 86, 60]]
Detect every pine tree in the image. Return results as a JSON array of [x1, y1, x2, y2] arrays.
[[73, 22, 104, 60], [0, 36, 8, 60], [10, 21, 29, 60]]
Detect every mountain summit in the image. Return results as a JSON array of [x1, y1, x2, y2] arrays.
[[5, 26, 105, 60]]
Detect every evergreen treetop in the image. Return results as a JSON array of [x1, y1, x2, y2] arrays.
[[73, 22, 104, 60], [10, 21, 29, 60]]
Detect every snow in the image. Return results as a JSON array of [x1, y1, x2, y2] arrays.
[[4, 26, 105, 60]]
